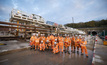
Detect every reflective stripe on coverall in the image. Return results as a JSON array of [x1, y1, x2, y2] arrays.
[[40, 43, 45, 51], [30, 36, 37, 45], [71, 36, 75, 47], [35, 38, 40, 50], [50, 35, 54, 49], [81, 41, 88, 56], [53, 43, 59, 54], [58, 37, 64, 52]]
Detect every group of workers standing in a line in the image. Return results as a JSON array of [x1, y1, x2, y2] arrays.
[[30, 33, 88, 58]]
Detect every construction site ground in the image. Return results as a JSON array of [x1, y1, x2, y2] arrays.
[[0, 36, 107, 65]]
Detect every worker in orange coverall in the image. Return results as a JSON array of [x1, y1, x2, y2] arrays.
[[71, 35, 76, 53], [40, 34, 46, 45], [74, 35, 80, 53], [40, 40, 45, 51], [64, 34, 71, 53], [53, 34, 58, 44], [58, 34, 64, 52], [80, 36, 88, 58], [78, 35, 82, 53], [53, 37, 59, 54], [50, 34, 54, 49], [30, 33, 37, 50], [39, 34, 46, 51], [35, 34, 40, 51], [46, 34, 51, 49]]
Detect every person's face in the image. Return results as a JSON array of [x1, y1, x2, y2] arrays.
[[82, 38, 85, 41]]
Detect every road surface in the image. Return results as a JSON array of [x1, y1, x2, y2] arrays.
[[0, 45, 93, 65]]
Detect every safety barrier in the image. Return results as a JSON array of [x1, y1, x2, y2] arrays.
[[92, 35, 98, 65]]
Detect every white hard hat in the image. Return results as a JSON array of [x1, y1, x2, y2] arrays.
[[36, 34, 38, 36], [82, 36, 85, 38], [68, 35, 69, 36], [32, 33, 35, 35], [79, 35, 81, 37], [41, 41, 43, 43], [54, 42, 57, 44], [75, 35, 77, 36]]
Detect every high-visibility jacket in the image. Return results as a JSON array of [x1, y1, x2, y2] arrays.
[[78, 38, 82, 46], [35, 38, 40, 46], [30, 36, 37, 45], [80, 41, 87, 46], [53, 43, 59, 54], [53, 37, 58, 42], [58, 37, 64, 52], [50, 35, 54, 41], [58, 37, 64, 46], [50, 35, 54, 49], [30, 36, 37, 42], [75, 38, 80, 46], [40, 36, 46, 44], [81, 40, 88, 55], [40, 43, 45, 51], [71, 37, 75, 45], [64, 37, 71, 47]]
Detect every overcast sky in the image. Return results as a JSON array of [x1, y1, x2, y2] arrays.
[[0, 0, 107, 24]]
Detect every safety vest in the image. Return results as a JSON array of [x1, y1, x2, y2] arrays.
[[81, 41, 87, 46], [30, 36, 37, 42]]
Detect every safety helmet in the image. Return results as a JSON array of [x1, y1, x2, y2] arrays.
[[79, 35, 81, 37], [54, 42, 57, 45], [32, 33, 35, 36], [68, 35, 70, 36], [75, 35, 77, 37], [36, 34, 38, 36], [65, 34, 67, 36], [41, 41, 43, 43]]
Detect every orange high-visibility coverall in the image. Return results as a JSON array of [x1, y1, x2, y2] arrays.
[[77, 38, 82, 48], [30, 36, 37, 45], [53, 37, 58, 43], [71, 37, 75, 51], [58, 37, 64, 52], [75, 37, 80, 47], [39, 36, 46, 51], [81, 41, 88, 56], [40, 36, 46, 44], [64, 37, 71, 48], [71, 37, 75, 46], [50, 35, 54, 49], [35, 38, 40, 50], [53, 43, 59, 54], [46, 36, 51, 48], [40, 43, 45, 51]]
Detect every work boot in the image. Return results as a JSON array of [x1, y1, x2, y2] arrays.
[[68, 52, 70, 54], [34, 49, 36, 51], [65, 51, 67, 53], [30, 48, 32, 50], [86, 55, 88, 58], [81, 53, 83, 55], [77, 51, 79, 53], [73, 51, 75, 53]]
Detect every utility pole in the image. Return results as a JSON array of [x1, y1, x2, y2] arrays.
[[72, 17, 74, 27]]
